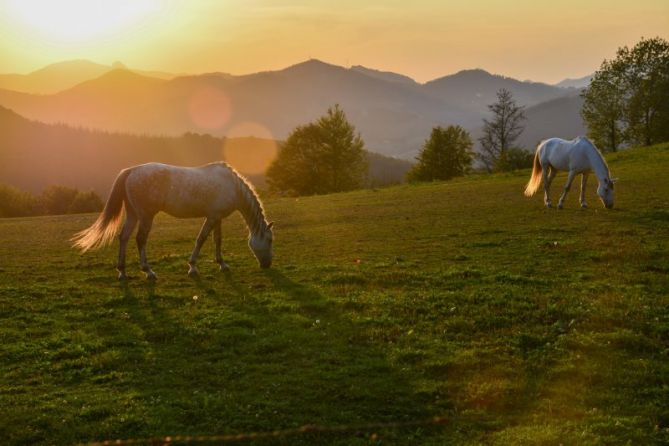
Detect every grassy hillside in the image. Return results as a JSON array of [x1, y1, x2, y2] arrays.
[[1, 144, 668, 445]]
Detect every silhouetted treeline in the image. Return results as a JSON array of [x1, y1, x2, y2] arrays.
[[0, 105, 228, 195], [0, 183, 103, 217], [0, 106, 411, 198]]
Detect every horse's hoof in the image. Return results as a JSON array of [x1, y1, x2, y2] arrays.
[[545, 204, 552, 209], [581, 204, 588, 209], [188, 267, 199, 278], [118, 272, 128, 281], [557, 204, 564, 210], [219, 262, 230, 272], [145, 271, 157, 281]]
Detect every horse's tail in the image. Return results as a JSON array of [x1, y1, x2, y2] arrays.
[[71, 168, 131, 252], [524, 146, 543, 197]]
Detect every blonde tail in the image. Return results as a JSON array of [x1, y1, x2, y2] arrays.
[[524, 150, 543, 197], [71, 169, 131, 252]]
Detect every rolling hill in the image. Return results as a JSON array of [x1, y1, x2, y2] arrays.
[[0, 106, 411, 195], [0, 60, 584, 158], [519, 93, 586, 148], [350, 65, 420, 86], [424, 68, 567, 113], [555, 73, 593, 89]]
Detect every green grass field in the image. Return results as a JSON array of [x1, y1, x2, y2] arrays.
[[1, 144, 668, 445]]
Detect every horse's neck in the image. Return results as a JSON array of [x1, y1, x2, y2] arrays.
[[235, 177, 266, 235], [585, 145, 610, 183]]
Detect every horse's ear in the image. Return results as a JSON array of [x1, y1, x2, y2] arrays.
[[267, 221, 274, 229]]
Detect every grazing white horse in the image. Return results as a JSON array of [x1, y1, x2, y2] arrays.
[[72, 162, 273, 280], [524, 137, 615, 209]]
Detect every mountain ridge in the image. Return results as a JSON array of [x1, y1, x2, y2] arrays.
[[555, 74, 593, 89], [0, 59, 586, 158], [0, 60, 179, 94]]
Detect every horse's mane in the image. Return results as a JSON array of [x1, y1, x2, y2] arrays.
[[217, 162, 268, 235], [579, 136, 611, 173], [579, 136, 611, 183]]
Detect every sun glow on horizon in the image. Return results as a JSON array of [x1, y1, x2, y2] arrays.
[[0, 1, 667, 84], [5, 0, 164, 43]]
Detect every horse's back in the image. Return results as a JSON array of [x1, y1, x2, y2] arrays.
[[125, 162, 238, 218], [539, 137, 592, 172]]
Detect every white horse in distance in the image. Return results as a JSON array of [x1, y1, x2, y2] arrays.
[[72, 162, 273, 280], [525, 137, 615, 209]]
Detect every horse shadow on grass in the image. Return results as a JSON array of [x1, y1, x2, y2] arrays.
[[84, 269, 446, 445]]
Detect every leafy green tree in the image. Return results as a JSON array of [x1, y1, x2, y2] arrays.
[[622, 37, 669, 146], [478, 88, 526, 172], [582, 37, 669, 148], [407, 125, 473, 182], [267, 105, 367, 195], [581, 60, 626, 152], [266, 123, 323, 195]]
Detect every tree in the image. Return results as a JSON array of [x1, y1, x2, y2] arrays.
[[407, 125, 473, 182], [622, 37, 669, 146], [267, 105, 367, 195], [478, 88, 526, 171], [581, 60, 626, 152], [581, 37, 669, 148], [266, 123, 324, 195]]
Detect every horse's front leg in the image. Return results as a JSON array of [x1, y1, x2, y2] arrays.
[[543, 167, 557, 208], [117, 211, 137, 280], [136, 215, 157, 281], [188, 217, 216, 277], [557, 170, 578, 209], [579, 173, 589, 209], [213, 220, 230, 272]]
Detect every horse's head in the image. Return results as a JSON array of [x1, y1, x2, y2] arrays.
[[249, 222, 273, 268], [597, 178, 616, 209]]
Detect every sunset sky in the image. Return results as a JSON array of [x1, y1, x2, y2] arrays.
[[1, 0, 668, 83]]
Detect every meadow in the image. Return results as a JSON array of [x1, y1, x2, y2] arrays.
[[0, 143, 668, 445]]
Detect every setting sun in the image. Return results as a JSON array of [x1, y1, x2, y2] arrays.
[[5, 0, 163, 43]]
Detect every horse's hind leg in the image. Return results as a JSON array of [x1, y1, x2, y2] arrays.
[[117, 210, 138, 280], [579, 174, 589, 208], [558, 170, 577, 209], [543, 167, 557, 208], [188, 217, 216, 277], [136, 215, 157, 280], [213, 219, 230, 272]]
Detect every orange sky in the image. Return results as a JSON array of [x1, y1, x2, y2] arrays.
[[1, 0, 668, 83]]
